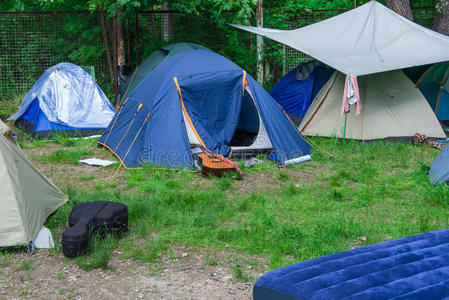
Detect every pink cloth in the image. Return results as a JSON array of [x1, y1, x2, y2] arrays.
[[341, 74, 361, 115]]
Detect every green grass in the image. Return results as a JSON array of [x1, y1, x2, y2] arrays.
[[0, 94, 23, 120], [15, 258, 33, 271], [5, 134, 449, 274], [36, 148, 94, 164]]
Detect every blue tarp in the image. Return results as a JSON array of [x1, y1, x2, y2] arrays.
[[99, 49, 311, 169], [270, 66, 333, 120], [9, 62, 115, 136], [429, 146, 449, 185]]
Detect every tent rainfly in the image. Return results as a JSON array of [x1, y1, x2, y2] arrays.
[[0, 120, 66, 247], [8, 63, 115, 137], [231, 1, 449, 76], [118, 43, 206, 107], [98, 49, 311, 169]]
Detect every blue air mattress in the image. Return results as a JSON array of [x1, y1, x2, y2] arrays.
[[254, 230, 449, 300]]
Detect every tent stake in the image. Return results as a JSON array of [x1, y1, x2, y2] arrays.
[[342, 112, 348, 152]]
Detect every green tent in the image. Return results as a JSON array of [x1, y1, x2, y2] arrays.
[[415, 62, 449, 123], [117, 42, 206, 107], [0, 120, 66, 247]]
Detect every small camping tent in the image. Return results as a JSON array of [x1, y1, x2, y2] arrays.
[[117, 43, 206, 107], [414, 62, 449, 123], [270, 63, 334, 124], [429, 145, 449, 185], [299, 70, 445, 140], [98, 49, 310, 169], [0, 119, 66, 247], [8, 62, 115, 137]]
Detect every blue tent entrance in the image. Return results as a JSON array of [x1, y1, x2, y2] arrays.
[[98, 49, 311, 169], [9, 63, 115, 137], [406, 62, 449, 123], [270, 65, 334, 124]]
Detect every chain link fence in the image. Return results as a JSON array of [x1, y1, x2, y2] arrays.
[[0, 12, 111, 99], [0, 7, 437, 100]]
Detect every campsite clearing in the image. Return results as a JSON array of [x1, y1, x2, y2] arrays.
[[2, 131, 449, 298]]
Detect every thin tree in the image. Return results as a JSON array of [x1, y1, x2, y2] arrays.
[[433, 0, 449, 36]]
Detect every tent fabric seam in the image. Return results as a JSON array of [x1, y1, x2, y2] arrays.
[[97, 141, 135, 169], [113, 104, 142, 152], [173, 77, 206, 148], [301, 72, 338, 132], [122, 115, 149, 163], [104, 97, 129, 144]]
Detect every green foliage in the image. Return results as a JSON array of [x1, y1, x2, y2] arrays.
[[1, 0, 442, 99]]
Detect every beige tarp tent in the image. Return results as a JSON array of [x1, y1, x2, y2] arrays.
[[232, 1, 449, 140], [0, 120, 66, 247], [299, 70, 446, 140]]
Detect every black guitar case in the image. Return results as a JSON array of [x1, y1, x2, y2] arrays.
[[62, 201, 128, 258]]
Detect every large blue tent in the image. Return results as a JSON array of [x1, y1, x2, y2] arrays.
[[9, 63, 115, 137], [98, 49, 311, 169], [270, 65, 333, 123]]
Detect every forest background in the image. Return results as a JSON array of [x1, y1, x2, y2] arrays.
[[0, 0, 447, 100]]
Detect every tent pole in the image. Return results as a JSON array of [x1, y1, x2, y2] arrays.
[[415, 65, 436, 87], [342, 112, 348, 152], [435, 87, 442, 115]]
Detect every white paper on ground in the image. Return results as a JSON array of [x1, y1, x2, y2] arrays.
[[33, 226, 55, 248], [79, 158, 117, 167]]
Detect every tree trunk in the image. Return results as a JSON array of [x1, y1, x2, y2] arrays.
[[99, 8, 113, 83], [433, 0, 449, 36], [256, 0, 263, 85], [385, 0, 413, 20], [116, 10, 125, 68], [134, 12, 140, 64], [112, 14, 118, 94]]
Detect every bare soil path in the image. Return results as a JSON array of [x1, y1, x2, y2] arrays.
[[1, 247, 265, 299]]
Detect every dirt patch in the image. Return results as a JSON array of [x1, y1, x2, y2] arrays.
[[235, 172, 278, 195], [0, 247, 265, 299], [288, 166, 333, 186], [23, 144, 124, 189]]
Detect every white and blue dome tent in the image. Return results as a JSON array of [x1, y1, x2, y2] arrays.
[[9, 63, 115, 137]]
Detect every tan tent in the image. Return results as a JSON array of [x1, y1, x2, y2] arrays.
[[299, 70, 446, 140], [0, 120, 66, 247]]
